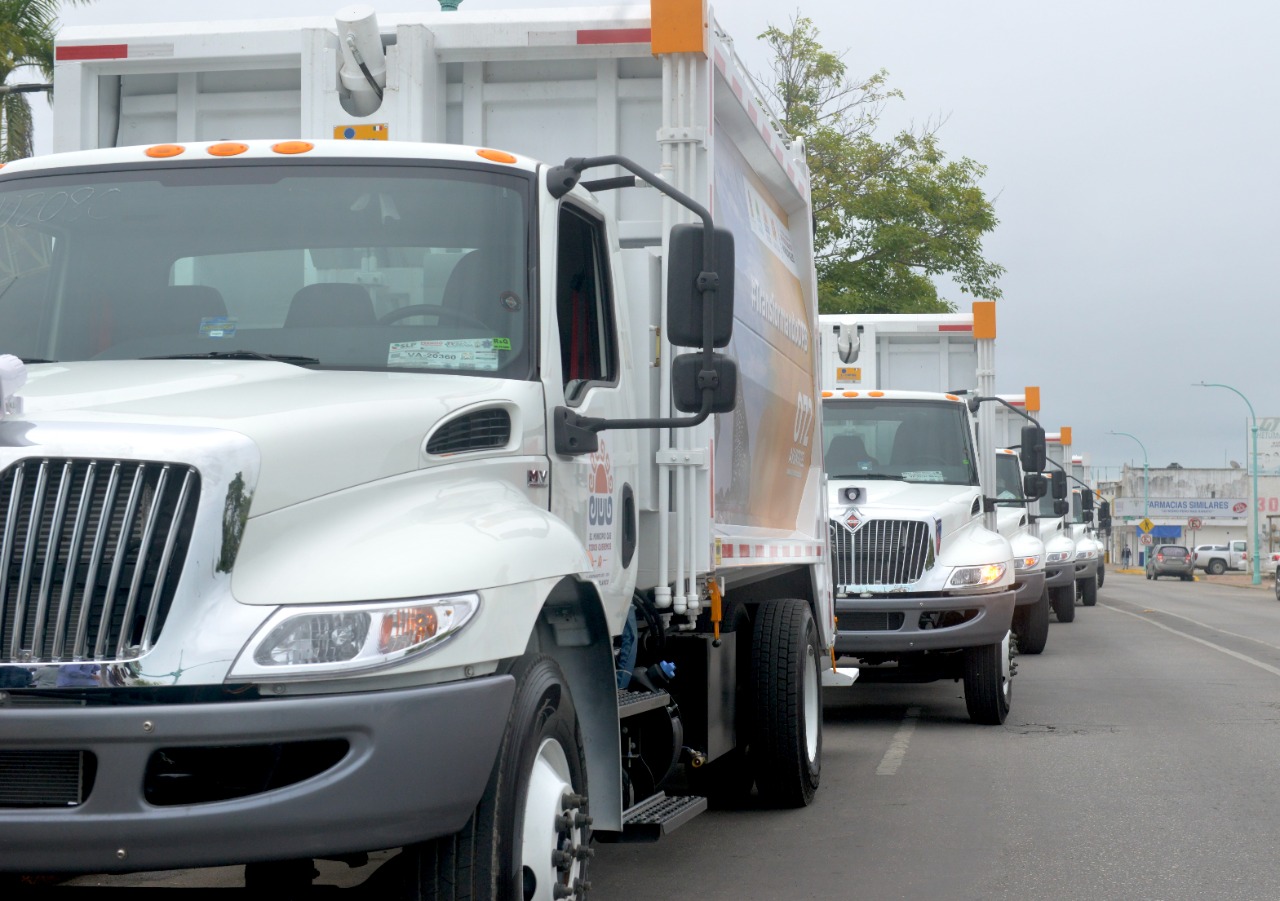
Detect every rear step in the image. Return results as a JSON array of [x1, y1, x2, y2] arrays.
[[612, 792, 707, 842], [616, 688, 671, 718]]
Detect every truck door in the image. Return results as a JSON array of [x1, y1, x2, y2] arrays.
[[546, 203, 638, 623]]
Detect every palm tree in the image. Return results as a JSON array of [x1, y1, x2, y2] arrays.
[[0, 0, 93, 161]]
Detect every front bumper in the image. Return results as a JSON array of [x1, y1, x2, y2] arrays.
[[1074, 558, 1100, 581], [0, 675, 515, 874], [1013, 571, 1047, 607], [834, 588, 1016, 655], [1044, 563, 1074, 588]]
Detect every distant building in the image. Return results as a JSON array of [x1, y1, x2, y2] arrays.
[[1104, 464, 1280, 568]]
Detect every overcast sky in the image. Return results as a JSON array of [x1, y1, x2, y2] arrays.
[[36, 1, 1280, 477]]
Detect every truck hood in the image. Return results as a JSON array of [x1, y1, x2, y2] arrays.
[[828, 478, 980, 542], [12, 361, 539, 515]]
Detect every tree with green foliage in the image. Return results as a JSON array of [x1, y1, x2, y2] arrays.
[[0, 0, 92, 162], [759, 16, 1004, 314]]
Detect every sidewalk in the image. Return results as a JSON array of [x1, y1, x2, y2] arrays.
[[1112, 568, 1273, 591]]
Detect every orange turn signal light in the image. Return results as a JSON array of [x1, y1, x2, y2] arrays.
[[477, 148, 517, 164], [271, 141, 314, 155], [207, 142, 249, 157]]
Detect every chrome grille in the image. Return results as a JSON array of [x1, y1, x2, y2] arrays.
[[829, 518, 933, 588], [0, 459, 199, 664]]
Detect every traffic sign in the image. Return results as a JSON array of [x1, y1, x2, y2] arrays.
[[1138, 517, 1155, 533], [1140, 534, 1153, 545], [1188, 516, 1203, 530]]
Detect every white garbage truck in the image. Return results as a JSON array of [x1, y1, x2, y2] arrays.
[[818, 306, 1046, 724], [0, 2, 837, 893]]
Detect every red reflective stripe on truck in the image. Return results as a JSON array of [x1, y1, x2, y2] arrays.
[[56, 44, 129, 60], [576, 28, 652, 45], [937, 324, 973, 331]]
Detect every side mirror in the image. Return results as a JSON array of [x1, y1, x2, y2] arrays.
[[1083, 510, 1094, 523], [1051, 470, 1068, 500], [1054, 499, 1069, 516], [1023, 472, 1047, 500], [1020, 425, 1046, 474], [672, 352, 737, 414], [1081, 490, 1095, 512], [667, 224, 735, 349]]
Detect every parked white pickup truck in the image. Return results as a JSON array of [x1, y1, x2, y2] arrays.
[[1194, 542, 1248, 575]]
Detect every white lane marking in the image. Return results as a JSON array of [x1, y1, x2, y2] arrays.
[[1120, 602, 1280, 654], [1102, 603, 1280, 679], [876, 706, 921, 776]]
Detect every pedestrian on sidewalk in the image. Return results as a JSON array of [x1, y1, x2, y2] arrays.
[[1121, 545, 1132, 568]]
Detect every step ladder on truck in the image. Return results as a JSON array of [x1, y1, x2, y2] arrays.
[[0, 1, 842, 894]]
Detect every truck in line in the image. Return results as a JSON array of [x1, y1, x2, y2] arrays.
[[0, 2, 839, 893], [818, 307, 1046, 724]]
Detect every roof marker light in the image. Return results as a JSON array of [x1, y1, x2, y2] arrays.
[[477, 148, 517, 164], [945, 394, 960, 401], [842, 391, 859, 397], [207, 142, 249, 157], [868, 390, 885, 397], [821, 391, 833, 398], [272, 141, 314, 155], [145, 144, 185, 158]]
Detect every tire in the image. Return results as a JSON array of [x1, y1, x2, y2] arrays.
[[1208, 559, 1226, 576], [749, 599, 822, 808], [1275, 578, 1280, 601], [1096, 564, 1106, 588], [1050, 585, 1075, 623], [963, 632, 1012, 725], [1012, 587, 1050, 655], [1080, 576, 1098, 607], [389, 655, 590, 901]]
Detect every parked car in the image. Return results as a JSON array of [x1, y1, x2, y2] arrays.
[[1148, 545, 1196, 581], [1193, 541, 1248, 575]]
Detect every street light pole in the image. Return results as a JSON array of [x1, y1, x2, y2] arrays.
[[1194, 382, 1261, 585], [1108, 430, 1148, 564]]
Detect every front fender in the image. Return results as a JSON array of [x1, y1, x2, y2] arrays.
[[233, 467, 590, 605]]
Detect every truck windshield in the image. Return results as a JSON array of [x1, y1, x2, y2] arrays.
[[994, 454, 1026, 504], [0, 162, 534, 377], [822, 399, 979, 486]]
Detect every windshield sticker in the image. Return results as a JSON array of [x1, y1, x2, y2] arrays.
[[388, 339, 500, 370], [903, 471, 945, 482], [200, 316, 237, 338]]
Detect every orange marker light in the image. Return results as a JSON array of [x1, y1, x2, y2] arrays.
[[842, 391, 859, 397], [145, 144, 185, 158], [821, 391, 833, 398], [207, 142, 249, 157], [945, 394, 960, 401], [477, 148, 517, 164], [868, 390, 885, 398], [271, 141, 314, 155]]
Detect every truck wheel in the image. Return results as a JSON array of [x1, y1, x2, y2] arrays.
[[1208, 559, 1226, 576], [963, 632, 1012, 725], [1050, 585, 1076, 623], [1081, 576, 1098, 607], [394, 655, 590, 900], [749, 599, 821, 808], [1013, 587, 1050, 655]]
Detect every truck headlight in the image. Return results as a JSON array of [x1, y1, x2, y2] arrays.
[[229, 594, 478, 680], [1016, 555, 1041, 572], [1076, 549, 1097, 560], [1046, 551, 1072, 564], [949, 563, 1007, 587]]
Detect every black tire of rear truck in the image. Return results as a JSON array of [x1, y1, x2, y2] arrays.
[[1051, 584, 1076, 622], [1013, 586, 1050, 655], [963, 633, 1012, 725], [748, 598, 822, 808], [1081, 575, 1098, 607]]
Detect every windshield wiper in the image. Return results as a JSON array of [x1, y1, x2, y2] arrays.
[[144, 351, 320, 367], [18, 357, 56, 364], [827, 473, 900, 480]]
